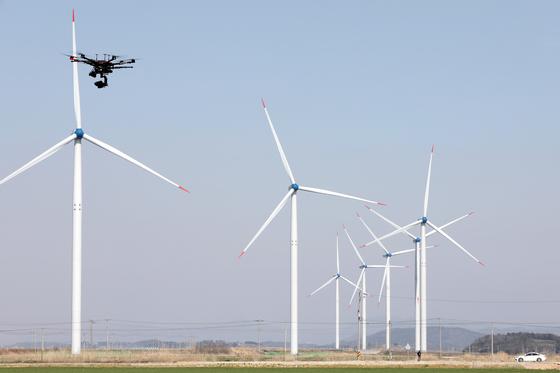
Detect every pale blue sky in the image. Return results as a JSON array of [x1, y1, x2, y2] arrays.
[[0, 0, 559, 346]]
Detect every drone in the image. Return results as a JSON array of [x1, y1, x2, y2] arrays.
[[69, 53, 136, 88]]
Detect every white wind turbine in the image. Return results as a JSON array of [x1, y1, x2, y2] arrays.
[[308, 233, 362, 350], [343, 225, 404, 351], [0, 10, 189, 355], [239, 99, 384, 355], [356, 212, 435, 352], [362, 146, 482, 352]]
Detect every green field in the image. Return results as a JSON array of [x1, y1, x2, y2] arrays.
[[0, 369, 554, 373]]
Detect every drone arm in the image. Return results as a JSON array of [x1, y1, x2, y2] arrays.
[[111, 59, 136, 66], [72, 58, 96, 67]]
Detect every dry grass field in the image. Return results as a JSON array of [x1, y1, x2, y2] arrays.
[[0, 349, 559, 370]]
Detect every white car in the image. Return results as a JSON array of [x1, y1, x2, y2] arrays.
[[515, 352, 546, 362]]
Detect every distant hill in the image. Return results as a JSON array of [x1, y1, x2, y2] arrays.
[[466, 332, 560, 354], [341, 327, 483, 351]]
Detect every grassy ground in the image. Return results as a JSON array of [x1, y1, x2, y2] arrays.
[[0, 368, 553, 373]]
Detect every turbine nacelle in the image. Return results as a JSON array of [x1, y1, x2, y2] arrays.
[[414, 237, 421, 243], [290, 183, 299, 191], [420, 216, 428, 224]]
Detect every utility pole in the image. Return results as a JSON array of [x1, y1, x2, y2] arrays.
[[40, 328, 45, 361], [256, 319, 263, 352], [89, 320, 95, 349], [105, 319, 110, 350], [283, 328, 287, 360], [385, 318, 393, 360], [439, 318, 442, 358], [388, 319, 393, 360], [32, 329, 36, 353], [490, 323, 494, 358]]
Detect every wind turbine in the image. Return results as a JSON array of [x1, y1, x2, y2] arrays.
[[308, 233, 362, 350], [0, 10, 189, 355], [239, 99, 384, 355], [343, 225, 404, 351], [361, 146, 481, 352], [356, 212, 435, 352]]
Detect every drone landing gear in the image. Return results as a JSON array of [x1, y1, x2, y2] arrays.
[[94, 75, 108, 89]]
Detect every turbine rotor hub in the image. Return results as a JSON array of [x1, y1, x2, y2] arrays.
[[74, 128, 84, 139], [414, 237, 421, 243], [383, 252, 393, 258], [290, 183, 299, 191], [421, 216, 428, 224]]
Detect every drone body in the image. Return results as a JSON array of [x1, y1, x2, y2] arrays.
[[69, 53, 135, 88]]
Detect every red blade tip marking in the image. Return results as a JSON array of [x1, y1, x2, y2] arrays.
[[478, 261, 485, 266], [238, 251, 246, 259], [72, 9, 75, 22], [355, 212, 360, 218], [359, 244, 366, 248], [178, 185, 190, 193], [377, 202, 387, 206], [468, 211, 475, 216], [431, 144, 435, 153], [261, 98, 266, 108]]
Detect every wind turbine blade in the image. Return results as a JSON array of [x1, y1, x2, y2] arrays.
[[349, 269, 365, 305], [391, 245, 435, 257], [309, 276, 337, 296], [261, 99, 295, 184], [343, 226, 365, 265], [427, 221, 484, 265], [356, 212, 389, 255], [83, 134, 189, 193], [365, 264, 406, 268], [378, 262, 388, 304], [339, 275, 361, 291], [423, 145, 434, 217], [71, 9, 82, 129], [239, 189, 294, 257], [426, 212, 474, 238], [391, 248, 416, 256], [0, 134, 76, 185], [299, 186, 384, 206], [336, 233, 340, 274], [365, 205, 417, 240], [362, 220, 421, 248]]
